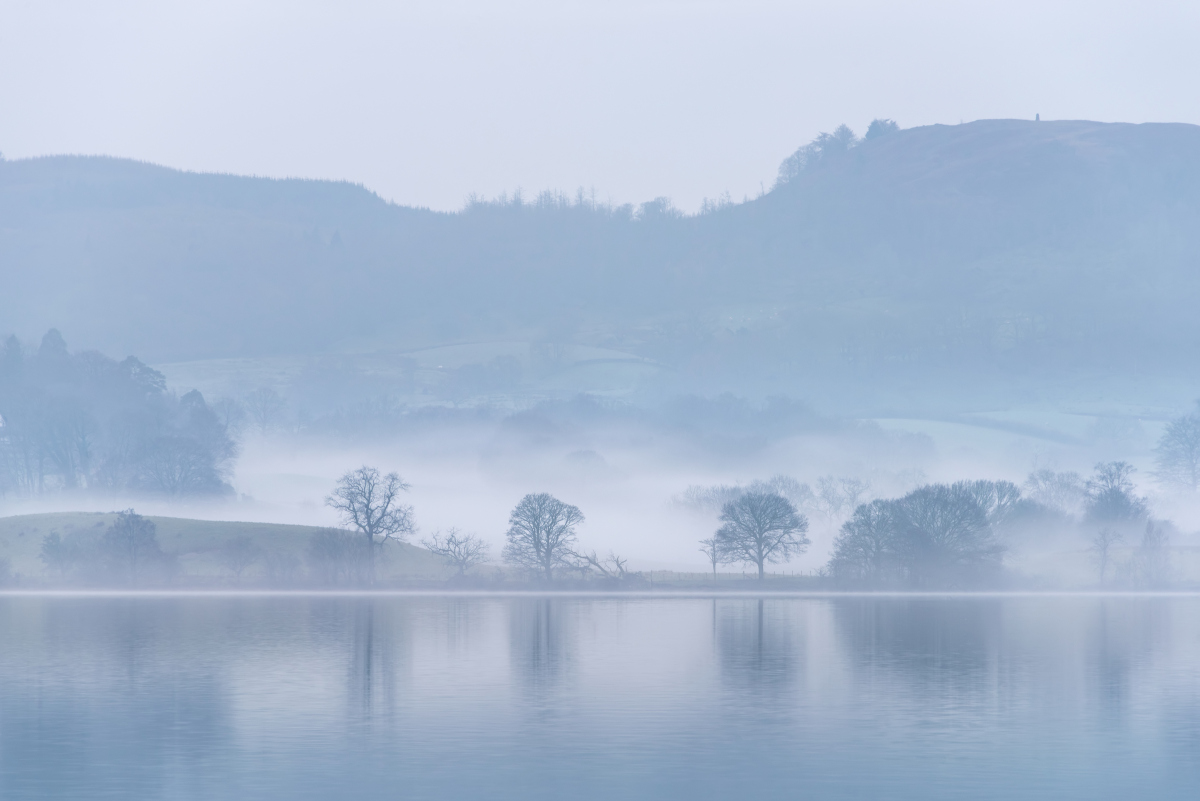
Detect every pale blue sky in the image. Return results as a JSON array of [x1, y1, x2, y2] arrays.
[[2, 0, 1198, 211]]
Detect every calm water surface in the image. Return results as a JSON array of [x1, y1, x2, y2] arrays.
[[1, 593, 1199, 799]]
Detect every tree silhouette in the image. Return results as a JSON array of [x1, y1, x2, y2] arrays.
[[502, 493, 583, 581], [715, 492, 809, 579], [325, 466, 414, 584]]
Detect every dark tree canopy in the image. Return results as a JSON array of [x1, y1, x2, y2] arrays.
[[502, 493, 584, 580], [776, 124, 860, 185], [0, 331, 235, 498], [864, 118, 900, 139], [897, 483, 1003, 586], [830, 481, 1007, 588], [715, 492, 809, 579]]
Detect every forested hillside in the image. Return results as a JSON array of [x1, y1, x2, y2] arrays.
[[3, 119, 1199, 410]]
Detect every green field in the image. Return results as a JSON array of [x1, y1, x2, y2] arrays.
[[0, 512, 452, 586]]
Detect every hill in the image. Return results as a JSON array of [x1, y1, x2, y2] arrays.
[[3, 119, 1200, 412], [0, 512, 450, 585]]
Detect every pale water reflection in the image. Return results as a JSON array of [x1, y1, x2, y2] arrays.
[[1, 594, 1198, 799]]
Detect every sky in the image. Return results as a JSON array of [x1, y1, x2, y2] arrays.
[[2, 0, 1199, 212]]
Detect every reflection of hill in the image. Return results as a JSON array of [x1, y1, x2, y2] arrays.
[[5, 120, 1200, 410]]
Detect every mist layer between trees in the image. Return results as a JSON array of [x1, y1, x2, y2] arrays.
[[6, 119, 1200, 588]]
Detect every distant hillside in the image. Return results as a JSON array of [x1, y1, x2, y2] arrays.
[[3, 119, 1200, 409]]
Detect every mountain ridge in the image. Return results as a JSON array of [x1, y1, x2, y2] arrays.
[[3, 119, 1199, 408]]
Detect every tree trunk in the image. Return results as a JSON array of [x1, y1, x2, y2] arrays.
[[757, 560, 765, 580], [367, 532, 376, 585]]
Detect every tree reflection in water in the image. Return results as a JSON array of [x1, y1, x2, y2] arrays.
[[509, 598, 574, 700], [715, 598, 802, 694]]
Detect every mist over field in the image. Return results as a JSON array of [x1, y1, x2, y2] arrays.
[[4, 116, 1200, 588]]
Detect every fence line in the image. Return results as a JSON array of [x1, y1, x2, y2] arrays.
[[643, 570, 819, 582]]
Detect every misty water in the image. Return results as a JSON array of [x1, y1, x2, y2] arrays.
[[2, 594, 1198, 800]]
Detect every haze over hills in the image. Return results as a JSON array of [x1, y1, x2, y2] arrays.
[[3, 118, 1199, 415]]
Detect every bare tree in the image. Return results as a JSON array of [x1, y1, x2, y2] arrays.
[[698, 536, 726, 578], [1131, 519, 1172, 588], [1089, 527, 1122, 586], [680, 475, 817, 518], [716, 492, 810, 579], [814, 476, 871, 521], [1154, 408, 1200, 491], [244, 387, 287, 435], [1085, 462, 1147, 524], [962, 480, 1023, 526], [839, 478, 872, 512], [894, 482, 1003, 586], [211, 397, 248, 439], [218, 535, 262, 581], [136, 436, 228, 497], [576, 549, 629, 579], [1023, 469, 1085, 514], [749, 475, 816, 511], [325, 466, 414, 584], [422, 528, 490, 576], [679, 483, 744, 514], [502, 493, 584, 581], [829, 499, 899, 584]]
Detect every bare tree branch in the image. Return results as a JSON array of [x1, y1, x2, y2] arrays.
[[502, 493, 583, 581], [422, 527, 490, 576], [325, 465, 414, 584]]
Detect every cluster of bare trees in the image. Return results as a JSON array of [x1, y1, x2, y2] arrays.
[[680, 474, 870, 523], [1154, 403, 1200, 492], [1078, 462, 1174, 587], [319, 469, 627, 584], [824, 463, 1174, 588], [0, 331, 236, 499], [828, 481, 1009, 588], [500, 492, 630, 582], [207, 387, 289, 438]]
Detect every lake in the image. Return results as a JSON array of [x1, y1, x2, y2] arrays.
[[1, 593, 1198, 799]]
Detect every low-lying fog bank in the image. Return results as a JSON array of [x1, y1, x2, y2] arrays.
[[4, 332, 1200, 590]]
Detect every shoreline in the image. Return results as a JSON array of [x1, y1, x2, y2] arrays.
[[3, 589, 1200, 599]]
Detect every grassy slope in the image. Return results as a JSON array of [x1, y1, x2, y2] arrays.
[[0, 512, 449, 583]]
